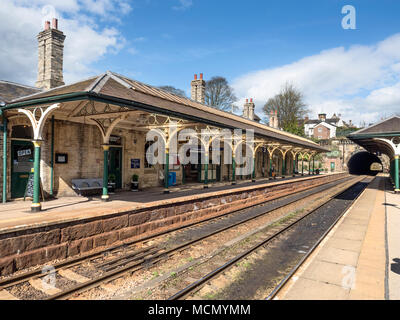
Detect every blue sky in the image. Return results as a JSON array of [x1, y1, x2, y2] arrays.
[[1, 0, 400, 124], [98, 0, 400, 91]]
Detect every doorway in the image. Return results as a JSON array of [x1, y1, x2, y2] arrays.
[[11, 140, 34, 198], [108, 147, 122, 189]]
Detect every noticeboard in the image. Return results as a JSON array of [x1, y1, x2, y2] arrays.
[[131, 159, 140, 169]]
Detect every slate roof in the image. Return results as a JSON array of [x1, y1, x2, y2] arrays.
[[3, 71, 327, 152], [0, 80, 41, 104]]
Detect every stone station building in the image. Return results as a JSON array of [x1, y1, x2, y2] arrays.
[[0, 19, 327, 212]]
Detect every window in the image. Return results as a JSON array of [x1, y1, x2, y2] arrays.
[[318, 127, 322, 133]]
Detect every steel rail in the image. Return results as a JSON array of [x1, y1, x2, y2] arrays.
[[0, 175, 350, 299], [0, 175, 343, 291], [168, 176, 367, 300], [48, 176, 358, 300], [265, 176, 372, 300]]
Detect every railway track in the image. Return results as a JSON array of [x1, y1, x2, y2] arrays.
[[167, 176, 369, 300], [0, 174, 354, 300]]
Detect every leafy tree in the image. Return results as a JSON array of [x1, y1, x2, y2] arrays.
[[205, 76, 238, 112], [158, 85, 186, 97], [336, 126, 358, 137], [263, 82, 309, 135]]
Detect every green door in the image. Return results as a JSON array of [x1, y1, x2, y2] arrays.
[[109, 147, 122, 189], [11, 140, 34, 198], [330, 162, 335, 172]]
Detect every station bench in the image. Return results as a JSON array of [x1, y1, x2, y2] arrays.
[[71, 178, 103, 196]]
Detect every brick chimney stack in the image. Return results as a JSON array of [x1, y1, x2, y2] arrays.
[[318, 113, 327, 122], [36, 18, 66, 90], [243, 98, 255, 120], [269, 109, 279, 128], [274, 109, 279, 128], [191, 73, 205, 104]]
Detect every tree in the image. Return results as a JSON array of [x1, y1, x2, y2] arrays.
[[158, 85, 186, 97], [336, 126, 358, 137], [263, 82, 308, 135], [205, 76, 237, 112]]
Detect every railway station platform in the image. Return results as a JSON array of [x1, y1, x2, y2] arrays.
[[277, 173, 400, 300], [0, 173, 345, 277]]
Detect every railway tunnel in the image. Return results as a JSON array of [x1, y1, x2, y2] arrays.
[[347, 151, 383, 175]]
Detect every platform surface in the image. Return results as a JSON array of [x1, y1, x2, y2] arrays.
[[278, 174, 400, 300], [0, 173, 331, 234]]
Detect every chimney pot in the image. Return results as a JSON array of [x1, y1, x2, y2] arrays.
[[194, 74, 197, 80], [246, 99, 248, 103], [52, 18, 58, 29], [200, 73, 203, 80], [250, 98, 253, 103], [45, 21, 50, 30]]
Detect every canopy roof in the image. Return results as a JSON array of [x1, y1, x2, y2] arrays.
[[0, 80, 41, 104], [348, 116, 400, 158], [1, 71, 327, 152]]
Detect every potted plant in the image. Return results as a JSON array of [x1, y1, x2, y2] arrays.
[[108, 174, 116, 193], [131, 174, 139, 191]]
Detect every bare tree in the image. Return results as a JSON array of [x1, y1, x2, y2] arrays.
[[263, 82, 308, 135], [205, 76, 238, 112], [158, 85, 186, 97]]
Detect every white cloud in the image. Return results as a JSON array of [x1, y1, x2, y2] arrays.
[[172, 0, 193, 11], [0, 0, 130, 85], [232, 34, 400, 125]]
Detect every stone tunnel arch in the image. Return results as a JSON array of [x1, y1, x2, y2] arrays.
[[347, 151, 383, 175]]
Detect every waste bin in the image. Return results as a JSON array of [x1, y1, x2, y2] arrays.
[[168, 172, 177, 186]]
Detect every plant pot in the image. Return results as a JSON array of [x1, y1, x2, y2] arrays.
[[131, 181, 139, 191], [108, 182, 116, 193]]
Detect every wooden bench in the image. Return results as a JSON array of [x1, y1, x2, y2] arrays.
[[71, 178, 103, 196]]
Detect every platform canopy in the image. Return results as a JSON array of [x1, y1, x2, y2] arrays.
[[348, 116, 400, 192], [1, 71, 326, 153], [347, 116, 400, 159]]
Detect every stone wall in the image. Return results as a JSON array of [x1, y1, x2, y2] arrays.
[[0, 173, 346, 276]]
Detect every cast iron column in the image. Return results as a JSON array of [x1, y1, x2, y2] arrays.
[[395, 155, 400, 193], [164, 147, 170, 194], [232, 155, 236, 185], [252, 153, 256, 182], [204, 152, 209, 188], [32, 141, 42, 212], [2, 117, 7, 203], [102, 145, 110, 202]]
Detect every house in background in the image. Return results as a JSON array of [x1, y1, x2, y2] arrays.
[[303, 113, 344, 139]]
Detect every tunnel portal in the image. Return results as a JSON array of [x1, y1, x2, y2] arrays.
[[347, 151, 383, 175]]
